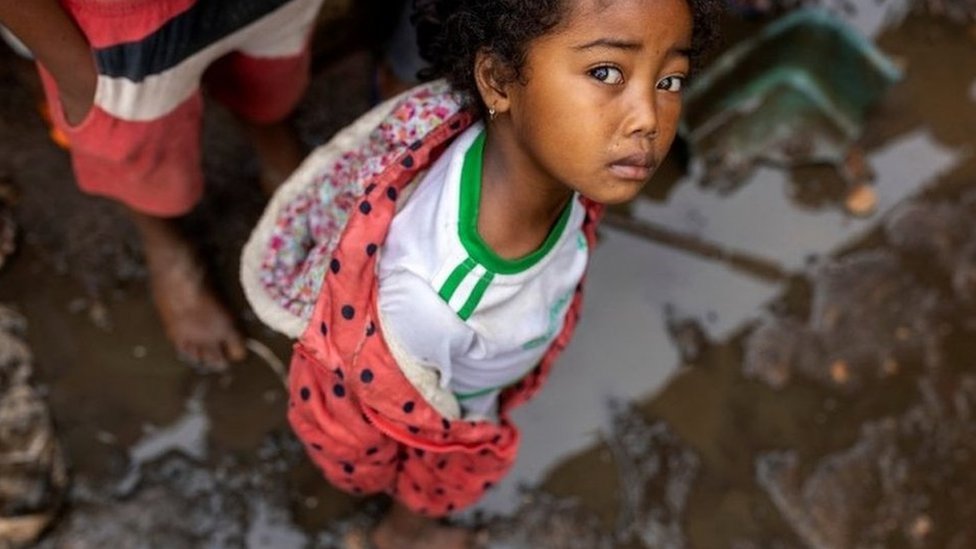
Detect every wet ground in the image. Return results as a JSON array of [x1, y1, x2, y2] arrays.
[[1, 2, 975, 548]]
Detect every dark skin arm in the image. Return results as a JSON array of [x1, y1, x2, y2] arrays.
[[0, 0, 96, 125]]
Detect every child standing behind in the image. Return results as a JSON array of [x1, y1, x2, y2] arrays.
[[242, 0, 719, 546], [0, 0, 324, 368]]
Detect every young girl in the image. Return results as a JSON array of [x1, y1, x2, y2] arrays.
[[241, 0, 719, 546]]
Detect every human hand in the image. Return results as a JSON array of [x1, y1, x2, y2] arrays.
[[53, 56, 97, 126], [0, 1, 98, 125]]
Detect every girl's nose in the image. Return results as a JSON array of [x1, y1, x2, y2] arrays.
[[627, 103, 658, 139], [625, 87, 659, 139]]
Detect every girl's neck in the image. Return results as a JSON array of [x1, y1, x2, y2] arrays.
[[476, 128, 574, 261]]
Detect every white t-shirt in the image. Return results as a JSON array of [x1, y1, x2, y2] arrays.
[[377, 124, 589, 417]]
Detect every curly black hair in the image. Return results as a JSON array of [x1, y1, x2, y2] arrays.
[[413, 0, 723, 117]]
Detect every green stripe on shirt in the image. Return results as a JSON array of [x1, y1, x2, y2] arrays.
[[438, 258, 476, 303], [457, 270, 495, 320]]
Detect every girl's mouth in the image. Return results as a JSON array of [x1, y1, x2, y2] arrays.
[[608, 153, 655, 181]]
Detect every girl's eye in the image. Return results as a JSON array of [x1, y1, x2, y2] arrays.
[[589, 66, 624, 85], [657, 75, 686, 92]]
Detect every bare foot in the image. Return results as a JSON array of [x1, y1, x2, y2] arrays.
[[129, 210, 247, 370], [370, 502, 472, 549]]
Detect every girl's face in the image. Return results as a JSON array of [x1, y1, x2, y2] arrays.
[[494, 0, 693, 205]]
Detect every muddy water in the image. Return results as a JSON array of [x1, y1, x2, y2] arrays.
[[0, 4, 975, 548]]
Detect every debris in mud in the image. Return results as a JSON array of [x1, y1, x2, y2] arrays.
[[911, 0, 976, 23], [482, 491, 614, 549], [39, 435, 309, 549], [115, 384, 210, 497], [756, 374, 976, 548], [451, 404, 700, 549], [40, 455, 249, 549], [606, 403, 700, 549], [665, 306, 711, 365], [884, 198, 976, 303], [0, 175, 16, 272], [681, 9, 901, 203], [729, 0, 976, 24], [0, 305, 67, 548], [744, 250, 944, 390]]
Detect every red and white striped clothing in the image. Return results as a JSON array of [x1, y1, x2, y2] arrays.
[[37, 0, 323, 216]]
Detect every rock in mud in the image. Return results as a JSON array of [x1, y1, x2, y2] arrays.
[[0, 306, 67, 549], [606, 404, 700, 549], [0, 176, 15, 272], [744, 250, 944, 391], [39, 450, 307, 549], [885, 200, 976, 301], [482, 491, 614, 549], [743, 317, 823, 389], [756, 374, 976, 548]]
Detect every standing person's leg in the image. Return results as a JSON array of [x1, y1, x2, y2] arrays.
[[206, 0, 326, 195], [36, 74, 250, 369], [129, 210, 247, 368], [21, 0, 251, 369]]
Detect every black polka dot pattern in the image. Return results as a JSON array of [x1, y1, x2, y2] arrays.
[[300, 387, 311, 401], [366, 243, 378, 256], [359, 201, 372, 214], [360, 369, 374, 383], [366, 447, 378, 456], [319, 322, 328, 335], [343, 462, 355, 474], [330, 258, 341, 274], [401, 155, 414, 168], [402, 401, 415, 413], [386, 187, 398, 201], [365, 183, 376, 194], [366, 322, 376, 336], [342, 305, 355, 320], [333, 384, 346, 397]]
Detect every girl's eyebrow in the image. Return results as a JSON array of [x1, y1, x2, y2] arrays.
[[574, 39, 693, 59], [573, 38, 642, 51]]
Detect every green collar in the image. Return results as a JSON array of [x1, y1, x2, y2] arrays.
[[458, 131, 573, 275]]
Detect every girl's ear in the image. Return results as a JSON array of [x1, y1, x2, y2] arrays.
[[474, 49, 512, 116]]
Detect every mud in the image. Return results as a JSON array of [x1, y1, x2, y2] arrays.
[[0, 307, 67, 546], [0, 3, 975, 549]]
